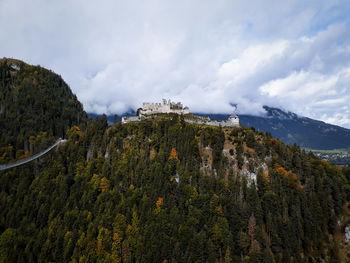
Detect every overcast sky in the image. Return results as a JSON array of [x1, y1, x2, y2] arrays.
[[1, 0, 350, 128]]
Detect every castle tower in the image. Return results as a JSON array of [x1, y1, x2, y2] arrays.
[[228, 114, 239, 126]]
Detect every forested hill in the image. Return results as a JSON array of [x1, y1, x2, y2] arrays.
[[0, 60, 349, 262], [0, 58, 87, 164], [1, 113, 349, 262]]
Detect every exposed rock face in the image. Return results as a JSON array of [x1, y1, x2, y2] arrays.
[[345, 226, 350, 243]]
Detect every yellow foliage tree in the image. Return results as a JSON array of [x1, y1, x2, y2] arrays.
[[156, 197, 164, 208], [100, 177, 110, 192]]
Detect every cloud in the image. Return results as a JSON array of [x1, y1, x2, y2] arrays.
[[262, 67, 350, 127], [1, 0, 350, 127]]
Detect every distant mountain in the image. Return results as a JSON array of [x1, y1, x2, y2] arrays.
[[202, 106, 350, 150], [87, 113, 116, 125], [87, 110, 136, 125]]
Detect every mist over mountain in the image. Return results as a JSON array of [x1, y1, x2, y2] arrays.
[[242, 106, 350, 150]]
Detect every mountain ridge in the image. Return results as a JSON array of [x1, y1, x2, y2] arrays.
[[185, 106, 350, 150]]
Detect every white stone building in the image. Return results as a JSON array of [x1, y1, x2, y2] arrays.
[[139, 99, 190, 115], [121, 99, 239, 127]]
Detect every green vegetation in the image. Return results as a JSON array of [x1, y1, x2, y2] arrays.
[[0, 59, 349, 262], [306, 148, 350, 154], [0, 58, 87, 164], [1, 115, 349, 262]]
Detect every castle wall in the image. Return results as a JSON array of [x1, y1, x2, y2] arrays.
[[122, 116, 140, 124], [122, 115, 239, 127], [185, 118, 239, 127]]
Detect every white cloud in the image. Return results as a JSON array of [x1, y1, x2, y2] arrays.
[[259, 68, 350, 127], [259, 71, 338, 98], [1, 0, 350, 127], [217, 41, 288, 86]]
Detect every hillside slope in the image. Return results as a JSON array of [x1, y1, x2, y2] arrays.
[[1, 114, 349, 262], [0, 58, 87, 163]]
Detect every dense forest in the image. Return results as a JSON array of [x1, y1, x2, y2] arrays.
[[0, 59, 350, 262], [0, 58, 86, 164]]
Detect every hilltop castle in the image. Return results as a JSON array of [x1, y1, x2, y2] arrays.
[[121, 99, 239, 127], [140, 99, 190, 115]]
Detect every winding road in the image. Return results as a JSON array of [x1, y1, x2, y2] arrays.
[[0, 138, 67, 171]]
